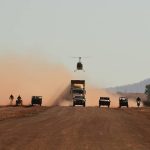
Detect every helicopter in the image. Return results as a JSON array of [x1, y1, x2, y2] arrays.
[[74, 57, 85, 72]]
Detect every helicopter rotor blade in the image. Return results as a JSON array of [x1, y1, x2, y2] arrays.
[[71, 56, 90, 59], [71, 57, 81, 58]]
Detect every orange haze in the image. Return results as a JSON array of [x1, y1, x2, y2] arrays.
[[0, 52, 137, 107], [0, 53, 72, 105]]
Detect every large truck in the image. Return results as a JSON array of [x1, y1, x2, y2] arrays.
[[70, 80, 86, 107]]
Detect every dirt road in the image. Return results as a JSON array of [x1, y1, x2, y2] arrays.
[[0, 107, 150, 150]]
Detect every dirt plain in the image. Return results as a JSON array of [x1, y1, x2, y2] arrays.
[[0, 106, 150, 150], [0, 106, 48, 121]]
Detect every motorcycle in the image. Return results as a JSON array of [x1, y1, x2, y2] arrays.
[[16, 99, 23, 106], [137, 101, 140, 107]]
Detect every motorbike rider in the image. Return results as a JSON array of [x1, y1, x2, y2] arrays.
[[16, 95, 22, 106], [17, 95, 21, 101], [136, 97, 141, 107]]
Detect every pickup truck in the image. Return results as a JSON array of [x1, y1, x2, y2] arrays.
[[73, 95, 86, 107], [31, 96, 42, 106], [99, 97, 110, 108], [119, 97, 128, 108]]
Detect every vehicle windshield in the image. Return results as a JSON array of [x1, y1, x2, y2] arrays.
[[74, 96, 84, 99], [100, 97, 110, 100], [120, 97, 127, 101], [73, 89, 84, 94]]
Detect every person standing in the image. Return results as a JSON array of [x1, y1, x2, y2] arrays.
[[9, 94, 14, 105]]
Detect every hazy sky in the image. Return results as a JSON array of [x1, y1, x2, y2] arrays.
[[0, 0, 150, 87]]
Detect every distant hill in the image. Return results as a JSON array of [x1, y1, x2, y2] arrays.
[[108, 78, 150, 93]]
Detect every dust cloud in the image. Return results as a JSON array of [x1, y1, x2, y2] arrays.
[[0, 52, 137, 107], [0, 53, 72, 106], [86, 86, 137, 107]]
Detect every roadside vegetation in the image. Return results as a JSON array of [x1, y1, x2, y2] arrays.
[[144, 84, 150, 106]]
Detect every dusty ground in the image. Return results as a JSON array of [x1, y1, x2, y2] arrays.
[[0, 106, 150, 150], [0, 106, 48, 121]]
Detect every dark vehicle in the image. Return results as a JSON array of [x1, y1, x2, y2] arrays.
[[136, 97, 141, 107], [31, 96, 42, 106], [137, 101, 140, 107], [73, 95, 86, 107], [99, 97, 110, 108], [119, 97, 128, 108], [73, 57, 85, 72]]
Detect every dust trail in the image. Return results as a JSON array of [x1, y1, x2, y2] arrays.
[[52, 85, 72, 106], [59, 71, 138, 107], [0, 52, 138, 107], [86, 86, 137, 107], [0, 53, 72, 106], [57, 84, 138, 107]]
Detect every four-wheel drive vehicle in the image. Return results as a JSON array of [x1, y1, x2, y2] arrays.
[[119, 97, 128, 108], [31, 96, 42, 106], [99, 97, 110, 108], [73, 95, 86, 107]]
